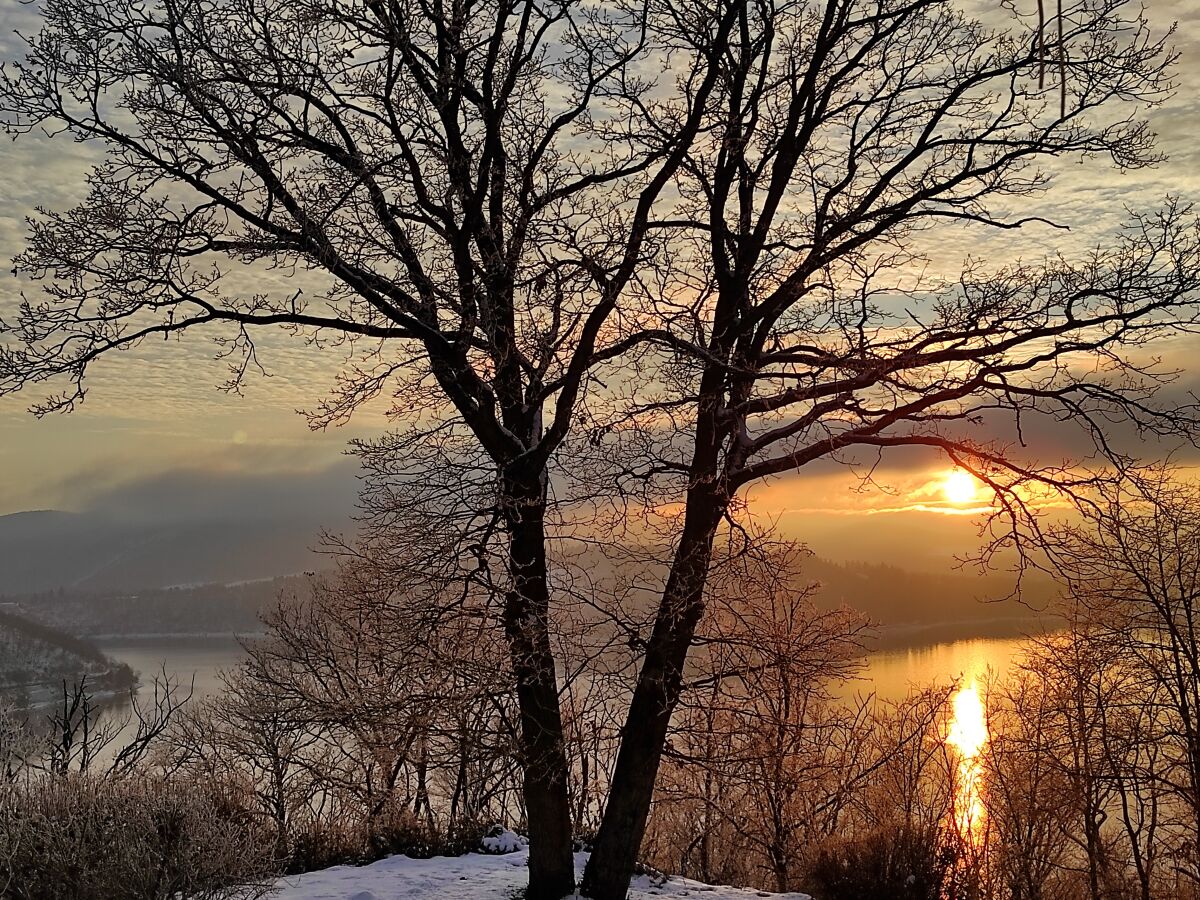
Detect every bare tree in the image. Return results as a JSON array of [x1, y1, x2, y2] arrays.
[[242, 570, 521, 841], [985, 664, 1080, 900], [579, 0, 1199, 891], [679, 547, 873, 892], [0, 698, 37, 782], [0, 0, 740, 892], [642, 545, 961, 895], [981, 594, 1189, 900], [35, 673, 191, 779], [1041, 472, 1200, 891], [166, 666, 327, 863]]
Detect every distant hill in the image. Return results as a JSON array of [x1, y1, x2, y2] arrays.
[[5, 556, 1054, 646], [802, 556, 1059, 643], [0, 508, 342, 595], [1, 495, 1057, 644], [0, 606, 135, 700], [8, 575, 315, 639]]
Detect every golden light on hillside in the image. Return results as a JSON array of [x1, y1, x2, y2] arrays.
[[942, 469, 979, 506], [947, 680, 989, 845]]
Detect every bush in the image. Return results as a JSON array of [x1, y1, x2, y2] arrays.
[[0, 775, 271, 900], [284, 820, 366, 875], [284, 807, 471, 874], [801, 824, 964, 900]]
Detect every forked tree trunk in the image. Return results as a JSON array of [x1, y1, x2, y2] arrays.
[[502, 471, 576, 900], [580, 489, 726, 899]]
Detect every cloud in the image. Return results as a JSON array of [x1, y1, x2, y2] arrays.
[[2, 0, 1199, 552], [57, 448, 361, 527]]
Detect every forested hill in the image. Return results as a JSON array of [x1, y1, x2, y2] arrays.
[[802, 557, 1059, 646], [5, 559, 1053, 645], [0, 508, 342, 596], [9, 575, 314, 638], [0, 607, 135, 696]]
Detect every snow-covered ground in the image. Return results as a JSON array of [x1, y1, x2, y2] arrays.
[[271, 839, 812, 900]]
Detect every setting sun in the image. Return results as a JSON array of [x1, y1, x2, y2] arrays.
[[943, 469, 979, 505]]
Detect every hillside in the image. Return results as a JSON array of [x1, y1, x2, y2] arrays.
[[0, 607, 134, 699], [0, 509, 342, 596], [8, 576, 314, 638], [4, 554, 1052, 645]]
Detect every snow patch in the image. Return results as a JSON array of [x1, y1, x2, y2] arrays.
[[269, 849, 812, 900], [479, 826, 527, 855]]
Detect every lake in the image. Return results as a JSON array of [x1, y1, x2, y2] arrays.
[[96, 635, 249, 700], [97, 632, 1034, 708], [857, 636, 1030, 702]]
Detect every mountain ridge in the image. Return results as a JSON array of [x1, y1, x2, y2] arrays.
[[0, 507, 345, 596]]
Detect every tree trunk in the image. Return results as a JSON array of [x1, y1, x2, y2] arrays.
[[769, 845, 789, 895], [502, 471, 576, 900], [580, 490, 725, 899], [415, 732, 435, 833]]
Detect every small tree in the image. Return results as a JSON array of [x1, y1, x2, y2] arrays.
[[985, 664, 1080, 900], [1044, 472, 1200, 890], [687, 549, 872, 892], [648, 546, 873, 889], [166, 668, 324, 864], [242, 570, 520, 842]]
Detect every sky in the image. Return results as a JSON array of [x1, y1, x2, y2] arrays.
[[1, 0, 1199, 571]]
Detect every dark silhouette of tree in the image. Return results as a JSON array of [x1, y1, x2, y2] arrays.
[[0, 0, 733, 895], [579, 0, 1199, 894], [1043, 472, 1200, 889]]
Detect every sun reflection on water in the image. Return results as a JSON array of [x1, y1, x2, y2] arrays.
[[947, 680, 989, 845]]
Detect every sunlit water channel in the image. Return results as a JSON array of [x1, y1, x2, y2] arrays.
[[84, 633, 1024, 843], [93, 633, 1033, 707]]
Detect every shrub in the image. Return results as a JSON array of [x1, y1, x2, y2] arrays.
[[284, 807, 466, 874], [284, 820, 366, 875], [800, 824, 964, 900], [0, 774, 271, 900]]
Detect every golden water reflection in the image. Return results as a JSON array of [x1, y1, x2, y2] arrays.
[[854, 637, 1031, 852], [947, 681, 989, 845], [856, 636, 1028, 702]]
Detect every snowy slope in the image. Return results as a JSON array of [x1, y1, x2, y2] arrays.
[[270, 848, 812, 900]]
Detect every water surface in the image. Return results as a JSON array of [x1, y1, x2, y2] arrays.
[[855, 636, 1029, 702], [95, 635, 248, 699], [97, 633, 1032, 710]]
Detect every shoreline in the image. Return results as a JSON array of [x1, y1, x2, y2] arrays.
[[90, 631, 267, 641]]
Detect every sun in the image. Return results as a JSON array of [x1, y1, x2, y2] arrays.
[[942, 469, 978, 505]]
